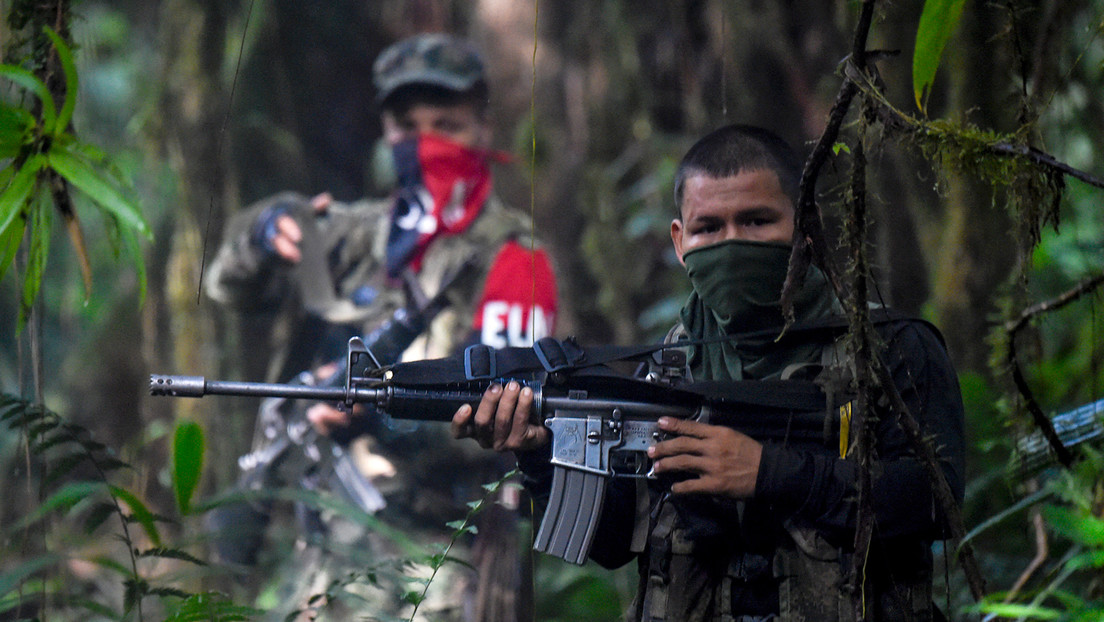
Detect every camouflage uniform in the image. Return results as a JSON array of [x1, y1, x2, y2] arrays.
[[206, 190, 549, 370], [206, 33, 556, 622]]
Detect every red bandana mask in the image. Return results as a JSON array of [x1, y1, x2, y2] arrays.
[[385, 133, 506, 277]]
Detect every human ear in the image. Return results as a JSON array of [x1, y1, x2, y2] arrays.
[[670, 219, 686, 266]]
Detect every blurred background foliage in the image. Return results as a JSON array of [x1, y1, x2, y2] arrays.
[[1, 0, 1103, 619]]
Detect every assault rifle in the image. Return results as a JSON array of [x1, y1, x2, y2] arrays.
[[204, 269, 463, 565], [153, 337, 844, 565]]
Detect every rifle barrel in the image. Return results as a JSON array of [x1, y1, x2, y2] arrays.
[[150, 375, 355, 402]]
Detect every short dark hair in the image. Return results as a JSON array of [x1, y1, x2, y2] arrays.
[[380, 82, 490, 119], [673, 124, 803, 216]]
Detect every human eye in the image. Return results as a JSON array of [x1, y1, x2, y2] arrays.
[[689, 219, 720, 235], [435, 118, 465, 135], [740, 210, 778, 229]]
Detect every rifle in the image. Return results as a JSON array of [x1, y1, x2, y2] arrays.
[[204, 267, 463, 565], [153, 337, 843, 565]]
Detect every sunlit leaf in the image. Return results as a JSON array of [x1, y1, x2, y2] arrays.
[[1043, 505, 1104, 547], [172, 421, 205, 515], [975, 602, 1061, 619], [0, 64, 56, 130], [109, 485, 162, 546], [1067, 549, 1104, 571], [47, 145, 151, 238], [42, 27, 78, 134], [912, 0, 966, 114]]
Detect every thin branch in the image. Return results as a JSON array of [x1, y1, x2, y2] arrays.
[[785, 0, 989, 603], [1006, 273, 1104, 334], [781, 0, 878, 315], [846, 123, 878, 622], [1004, 273, 1104, 469], [1009, 332, 1074, 468], [872, 360, 988, 600], [1006, 504, 1049, 601], [988, 142, 1104, 190], [866, 89, 1104, 192]]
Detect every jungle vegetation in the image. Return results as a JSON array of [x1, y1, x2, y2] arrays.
[[2, 1, 1103, 620]]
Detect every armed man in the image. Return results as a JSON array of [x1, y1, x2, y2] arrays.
[[205, 33, 557, 621], [451, 124, 966, 621]]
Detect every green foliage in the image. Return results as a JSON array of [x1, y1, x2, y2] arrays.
[[0, 26, 150, 333], [0, 393, 226, 620], [163, 591, 263, 622], [973, 448, 1104, 620], [399, 471, 519, 622], [913, 0, 967, 114], [172, 421, 205, 516]]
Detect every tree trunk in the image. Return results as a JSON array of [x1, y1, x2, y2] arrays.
[[146, 0, 240, 493]]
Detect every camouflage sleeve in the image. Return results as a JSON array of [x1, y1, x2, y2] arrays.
[[205, 193, 398, 324], [204, 191, 314, 312]]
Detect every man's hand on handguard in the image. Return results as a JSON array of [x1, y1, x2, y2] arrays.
[[450, 381, 550, 452], [648, 417, 763, 499]]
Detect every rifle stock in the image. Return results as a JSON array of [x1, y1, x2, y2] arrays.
[[152, 337, 840, 564]]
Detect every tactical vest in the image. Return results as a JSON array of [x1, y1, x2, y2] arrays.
[[629, 319, 936, 622]]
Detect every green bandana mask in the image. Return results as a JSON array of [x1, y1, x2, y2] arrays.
[[679, 240, 838, 380]]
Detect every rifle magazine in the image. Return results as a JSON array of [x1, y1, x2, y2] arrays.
[[532, 466, 607, 565]]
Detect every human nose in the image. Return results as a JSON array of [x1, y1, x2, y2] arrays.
[[721, 222, 743, 242]]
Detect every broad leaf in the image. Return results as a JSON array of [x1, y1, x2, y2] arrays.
[[912, 0, 966, 114], [172, 421, 205, 515], [47, 145, 151, 238], [0, 64, 56, 130]]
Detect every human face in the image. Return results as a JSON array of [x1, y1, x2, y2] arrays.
[[670, 169, 795, 265], [381, 102, 491, 149]]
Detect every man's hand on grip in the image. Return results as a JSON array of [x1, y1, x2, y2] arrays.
[[648, 417, 762, 499]]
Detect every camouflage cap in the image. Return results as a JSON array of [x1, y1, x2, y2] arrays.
[[373, 33, 486, 104]]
